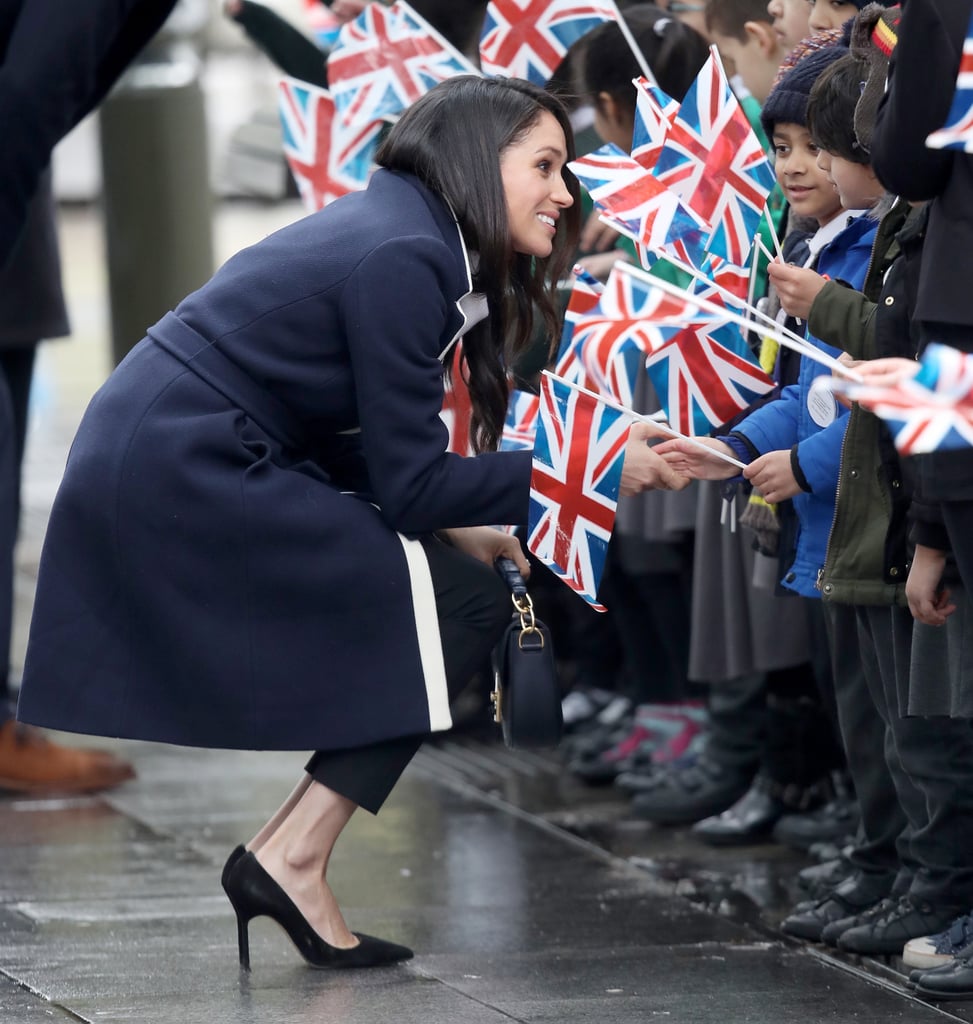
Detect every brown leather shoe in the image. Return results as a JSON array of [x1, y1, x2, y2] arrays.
[[0, 719, 135, 795]]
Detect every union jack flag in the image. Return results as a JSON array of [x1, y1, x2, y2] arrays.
[[652, 48, 775, 266], [570, 145, 706, 251], [556, 266, 605, 360], [828, 343, 973, 454], [631, 76, 678, 170], [644, 318, 775, 434], [693, 253, 751, 305], [326, 1, 479, 129], [527, 373, 630, 609], [278, 77, 382, 211], [926, 8, 973, 152], [441, 342, 473, 456], [556, 263, 713, 406], [500, 389, 540, 451], [479, 0, 621, 85]]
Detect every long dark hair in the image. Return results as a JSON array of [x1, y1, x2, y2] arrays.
[[375, 75, 581, 452]]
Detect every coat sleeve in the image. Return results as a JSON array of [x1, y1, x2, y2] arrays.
[[341, 234, 531, 535], [793, 415, 847, 500], [807, 280, 876, 361], [870, 0, 962, 201], [731, 384, 802, 456], [0, 0, 179, 265]]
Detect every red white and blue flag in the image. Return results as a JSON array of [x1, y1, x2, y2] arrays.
[[827, 343, 973, 454], [602, 262, 771, 434], [570, 145, 706, 251], [555, 266, 605, 369], [527, 373, 629, 610], [441, 342, 474, 456], [556, 263, 714, 406], [278, 77, 382, 210], [652, 48, 775, 266], [326, 1, 479, 129], [631, 76, 678, 169], [926, 9, 973, 152], [643, 318, 775, 434], [479, 0, 621, 85], [500, 389, 540, 451]]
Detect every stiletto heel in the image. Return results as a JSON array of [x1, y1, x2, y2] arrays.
[[236, 910, 251, 971], [221, 845, 253, 970], [220, 850, 413, 970]]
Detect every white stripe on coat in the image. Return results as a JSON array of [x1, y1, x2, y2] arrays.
[[396, 534, 452, 732]]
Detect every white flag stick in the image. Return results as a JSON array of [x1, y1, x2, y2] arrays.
[[620, 259, 862, 381], [762, 204, 784, 261], [609, 0, 657, 85], [542, 370, 748, 470], [655, 251, 823, 359]]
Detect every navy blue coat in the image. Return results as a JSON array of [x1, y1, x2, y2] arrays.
[[17, 170, 532, 751]]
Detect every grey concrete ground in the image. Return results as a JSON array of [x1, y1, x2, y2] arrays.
[[2, 201, 970, 1023]]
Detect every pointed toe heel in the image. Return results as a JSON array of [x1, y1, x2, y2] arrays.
[[221, 850, 413, 970]]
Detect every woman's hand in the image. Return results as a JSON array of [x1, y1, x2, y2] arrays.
[[620, 423, 691, 495], [743, 449, 801, 504], [907, 543, 956, 626], [766, 262, 828, 320], [653, 436, 740, 481], [441, 526, 530, 578]]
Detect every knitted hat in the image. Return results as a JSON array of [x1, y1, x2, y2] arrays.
[[849, 3, 901, 152], [760, 44, 849, 140]]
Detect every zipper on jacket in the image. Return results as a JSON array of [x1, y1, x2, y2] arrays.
[[817, 418, 848, 592]]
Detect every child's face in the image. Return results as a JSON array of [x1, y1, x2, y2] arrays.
[[767, 0, 810, 52], [816, 150, 884, 211], [772, 123, 843, 225], [806, 0, 859, 34]]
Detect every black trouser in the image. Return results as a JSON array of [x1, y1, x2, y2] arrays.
[[824, 601, 909, 883], [305, 535, 512, 814], [0, 346, 36, 712], [827, 600, 973, 906]]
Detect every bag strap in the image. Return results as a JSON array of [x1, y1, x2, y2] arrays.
[[493, 556, 528, 599], [493, 556, 543, 645]]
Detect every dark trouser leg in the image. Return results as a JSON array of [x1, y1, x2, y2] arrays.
[[822, 602, 904, 879], [704, 670, 766, 773], [305, 535, 512, 814], [0, 347, 33, 712], [873, 603, 973, 908], [942, 501, 973, 597]]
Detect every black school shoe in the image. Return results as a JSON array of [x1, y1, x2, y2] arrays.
[[629, 755, 755, 826], [779, 871, 896, 942], [914, 954, 973, 1001], [837, 895, 966, 957], [819, 896, 898, 947], [772, 793, 859, 851]]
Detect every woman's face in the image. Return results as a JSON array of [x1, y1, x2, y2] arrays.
[[500, 111, 574, 259]]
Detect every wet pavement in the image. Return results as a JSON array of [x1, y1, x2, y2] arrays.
[[3, 201, 972, 1022]]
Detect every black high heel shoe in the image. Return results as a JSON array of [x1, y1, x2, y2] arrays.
[[221, 850, 413, 971]]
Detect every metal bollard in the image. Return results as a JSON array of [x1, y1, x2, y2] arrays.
[[99, 29, 214, 366]]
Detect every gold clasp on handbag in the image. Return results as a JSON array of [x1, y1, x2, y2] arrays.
[[511, 593, 544, 649], [490, 682, 503, 724]]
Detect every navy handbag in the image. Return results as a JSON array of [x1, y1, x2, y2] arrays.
[[490, 557, 563, 749]]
